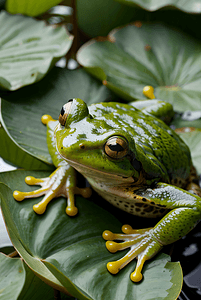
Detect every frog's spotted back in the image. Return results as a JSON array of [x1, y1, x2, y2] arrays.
[[89, 102, 191, 184]]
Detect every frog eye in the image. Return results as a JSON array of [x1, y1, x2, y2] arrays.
[[59, 99, 73, 126], [104, 136, 129, 159]]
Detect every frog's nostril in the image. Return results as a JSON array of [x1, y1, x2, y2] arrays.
[[79, 143, 85, 150]]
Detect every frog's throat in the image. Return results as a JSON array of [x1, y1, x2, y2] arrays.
[[63, 158, 135, 184]]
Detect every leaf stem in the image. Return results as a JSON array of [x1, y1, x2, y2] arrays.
[[8, 250, 18, 258]]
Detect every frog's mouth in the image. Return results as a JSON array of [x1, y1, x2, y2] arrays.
[[63, 158, 135, 185]]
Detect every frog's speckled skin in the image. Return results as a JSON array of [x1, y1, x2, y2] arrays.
[[14, 98, 201, 283], [56, 100, 191, 217]]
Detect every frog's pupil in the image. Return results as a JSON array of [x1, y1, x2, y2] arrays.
[[61, 106, 65, 116], [109, 143, 124, 152]]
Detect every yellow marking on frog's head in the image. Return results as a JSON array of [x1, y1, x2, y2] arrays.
[[143, 86, 155, 99]]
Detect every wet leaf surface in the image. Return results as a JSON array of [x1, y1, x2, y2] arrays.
[[0, 11, 72, 90], [0, 171, 183, 300], [77, 22, 201, 112]]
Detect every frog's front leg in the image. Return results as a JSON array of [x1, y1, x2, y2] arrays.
[[13, 163, 92, 216], [103, 183, 201, 282], [13, 114, 92, 216]]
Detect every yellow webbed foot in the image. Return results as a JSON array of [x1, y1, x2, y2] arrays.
[[13, 175, 52, 214], [103, 225, 162, 282], [13, 165, 92, 216]]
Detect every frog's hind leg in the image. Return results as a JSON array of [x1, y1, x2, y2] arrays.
[[130, 85, 174, 124], [103, 182, 201, 282], [13, 165, 92, 216], [103, 225, 162, 282]]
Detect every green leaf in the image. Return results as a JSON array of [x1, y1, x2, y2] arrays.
[[0, 181, 70, 295], [0, 11, 73, 91], [0, 253, 25, 300], [76, 0, 138, 38], [6, 0, 63, 17], [171, 114, 201, 129], [0, 67, 116, 168], [0, 118, 53, 171], [176, 128, 201, 174], [77, 22, 201, 112], [0, 170, 183, 300], [0, 252, 65, 300], [114, 0, 201, 13], [44, 250, 182, 300]]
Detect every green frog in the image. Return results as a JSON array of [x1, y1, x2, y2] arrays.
[[13, 90, 201, 282]]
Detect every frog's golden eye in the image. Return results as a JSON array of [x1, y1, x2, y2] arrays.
[[59, 100, 73, 126], [104, 136, 129, 159]]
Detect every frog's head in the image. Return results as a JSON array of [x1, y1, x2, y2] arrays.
[[55, 99, 142, 183]]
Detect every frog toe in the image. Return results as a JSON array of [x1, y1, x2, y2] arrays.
[[41, 114, 55, 125], [66, 206, 78, 216], [13, 174, 53, 201], [32, 189, 60, 214], [13, 166, 92, 216], [75, 186, 92, 199], [13, 185, 49, 202], [25, 176, 47, 185], [13, 177, 59, 214], [103, 225, 163, 282]]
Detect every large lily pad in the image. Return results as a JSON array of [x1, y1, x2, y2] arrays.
[[6, 0, 62, 17], [0, 170, 183, 300], [0, 11, 73, 91], [0, 67, 116, 169], [115, 0, 201, 13], [77, 22, 201, 112]]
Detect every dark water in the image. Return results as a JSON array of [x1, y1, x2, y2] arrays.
[[173, 223, 201, 300]]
